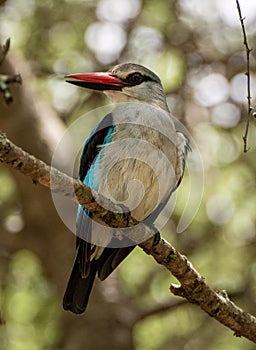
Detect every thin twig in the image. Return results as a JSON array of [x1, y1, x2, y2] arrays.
[[236, 0, 253, 152], [0, 38, 22, 104], [135, 299, 187, 322]]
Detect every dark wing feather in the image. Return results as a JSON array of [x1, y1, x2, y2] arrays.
[[78, 113, 113, 182], [96, 236, 136, 281], [63, 113, 136, 313], [76, 113, 114, 275], [64, 113, 113, 313]]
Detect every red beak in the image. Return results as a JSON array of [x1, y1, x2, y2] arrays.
[[65, 72, 125, 91]]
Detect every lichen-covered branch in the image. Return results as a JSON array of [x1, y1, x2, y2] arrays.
[[0, 131, 256, 343]]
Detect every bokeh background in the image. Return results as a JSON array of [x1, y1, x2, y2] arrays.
[[0, 0, 256, 349]]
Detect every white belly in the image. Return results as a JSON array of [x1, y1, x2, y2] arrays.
[[90, 102, 179, 221]]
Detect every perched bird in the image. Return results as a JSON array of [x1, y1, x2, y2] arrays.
[[63, 63, 189, 314]]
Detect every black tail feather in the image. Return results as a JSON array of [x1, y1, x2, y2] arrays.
[[63, 235, 136, 313], [63, 255, 97, 314], [97, 245, 135, 281]]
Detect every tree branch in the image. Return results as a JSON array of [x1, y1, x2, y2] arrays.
[[236, 0, 253, 152], [0, 131, 138, 229], [134, 290, 244, 323], [0, 132, 256, 343]]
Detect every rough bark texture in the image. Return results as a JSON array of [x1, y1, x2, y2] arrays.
[[0, 130, 138, 229], [0, 56, 134, 350], [140, 237, 256, 342]]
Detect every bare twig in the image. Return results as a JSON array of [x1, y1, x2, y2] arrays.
[[0, 131, 256, 343], [236, 0, 253, 152], [135, 299, 187, 322], [0, 38, 22, 104]]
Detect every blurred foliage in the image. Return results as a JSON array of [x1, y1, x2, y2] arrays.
[[0, 250, 59, 350], [0, 0, 256, 349]]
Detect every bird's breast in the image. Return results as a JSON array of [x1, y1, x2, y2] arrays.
[[89, 107, 179, 221]]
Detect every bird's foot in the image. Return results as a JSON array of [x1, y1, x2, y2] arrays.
[[153, 231, 161, 246]]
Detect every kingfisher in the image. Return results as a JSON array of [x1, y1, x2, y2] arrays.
[[63, 63, 189, 314]]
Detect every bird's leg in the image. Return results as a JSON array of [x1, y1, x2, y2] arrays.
[[145, 222, 161, 245]]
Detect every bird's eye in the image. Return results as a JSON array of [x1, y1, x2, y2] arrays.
[[126, 72, 144, 85]]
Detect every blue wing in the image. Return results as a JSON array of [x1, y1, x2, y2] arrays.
[[63, 113, 135, 314]]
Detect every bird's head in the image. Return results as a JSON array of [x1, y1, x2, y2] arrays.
[[65, 63, 169, 111]]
